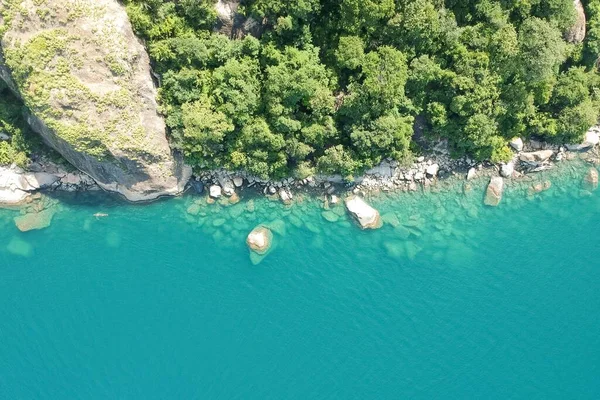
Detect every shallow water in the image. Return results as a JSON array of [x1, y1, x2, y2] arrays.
[[1, 162, 599, 398]]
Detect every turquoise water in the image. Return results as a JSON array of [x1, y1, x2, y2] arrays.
[[1, 162, 599, 399]]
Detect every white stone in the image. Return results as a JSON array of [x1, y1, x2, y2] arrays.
[[466, 168, 477, 180], [209, 185, 222, 198], [0, 166, 32, 205], [279, 188, 292, 203], [233, 176, 243, 187], [426, 163, 439, 177], [414, 172, 424, 180], [330, 195, 339, 204], [500, 162, 514, 178], [345, 196, 382, 229], [509, 137, 524, 152], [246, 226, 272, 255]]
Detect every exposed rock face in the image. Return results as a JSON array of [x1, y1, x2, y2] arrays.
[[565, 0, 586, 44], [484, 177, 504, 206], [0, 0, 190, 202], [246, 226, 272, 255], [0, 166, 32, 205], [215, 0, 263, 39], [345, 196, 382, 229]]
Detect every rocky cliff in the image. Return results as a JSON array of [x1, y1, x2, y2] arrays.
[[0, 0, 190, 201]]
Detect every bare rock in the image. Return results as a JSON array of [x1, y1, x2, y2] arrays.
[[500, 162, 515, 178], [484, 177, 504, 207], [509, 137, 524, 152], [233, 176, 244, 187], [345, 196, 382, 229], [519, 150, 554, 163], [0, 0, 190, 201], [209, 185, 222, 198], [565, 0, 586, 44], [466, 168, 477, 181], [426, 163, 439, 177], [566, 130, 599, 151], [246, 226, 272, 255]]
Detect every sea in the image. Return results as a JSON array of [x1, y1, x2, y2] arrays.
[[0, 160, 599, 399]]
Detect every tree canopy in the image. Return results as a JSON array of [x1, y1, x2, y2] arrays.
[[122, 0, 600, 179]]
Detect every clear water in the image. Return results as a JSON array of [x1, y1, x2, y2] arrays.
[[1, 162, 599, 399]]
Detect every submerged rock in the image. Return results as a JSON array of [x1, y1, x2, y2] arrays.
[[0, 0, 190, 201], [14, 208, 55, 232], [584, 167, 599, 191], [484, 177, 504, 206], [246, 226, 273, 255], [345, 196, 382, 229]]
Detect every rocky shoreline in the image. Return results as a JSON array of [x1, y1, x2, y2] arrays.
[[2, 127, 600, 212], [189, 127, 600, 207]]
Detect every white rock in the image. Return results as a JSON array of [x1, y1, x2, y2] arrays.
[[426, 163, 439, 177], [0, 166, 31, 205], [209, 185, 222, 198], [279, 188, 292, 203], [246, 226, 272, 255], [509, 137, 524, 152], [500, 162, 514, 178], [345, 196, 382, 229], [414, 172, 424, 180], [466, 168, 477, 180], [233, 176, 243, 187], [417, 156, 425, 162], [330, 195, 339, 204]]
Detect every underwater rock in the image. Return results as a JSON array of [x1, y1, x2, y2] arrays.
[[584, 167, 599, 191], [14, 208, 55, 232], [345, 196, 382, 229], [186, 203, 201, 216], [500, 162, 514, 178], [321, 210, 340, 223], [484, 177, 504, 206], [246, 226, 273, 255], [382, 212, 401, 228], [6, 237, 33, 257]]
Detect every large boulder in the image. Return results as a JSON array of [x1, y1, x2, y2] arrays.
[[519, 150, 554, 163], [509, 137, 524, 152], [345, 196, 382, 229], [246, 226, 272, 255], [484, 177, 504, 206], [565, 0, 586, 44], [0, 0, 190, 202]]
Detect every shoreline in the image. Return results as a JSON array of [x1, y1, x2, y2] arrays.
[[2, 128, 600, 210]]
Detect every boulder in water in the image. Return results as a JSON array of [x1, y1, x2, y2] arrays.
[[345, 196, 382, 229], [484, 177, 504, 206], [246, 226, 272, 255], [209, 185, 222, 198]]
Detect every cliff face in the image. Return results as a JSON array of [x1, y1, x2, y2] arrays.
[[0, 0, 191, 201]]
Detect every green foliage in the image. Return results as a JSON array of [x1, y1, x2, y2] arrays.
[[125, 0, 600, 177]]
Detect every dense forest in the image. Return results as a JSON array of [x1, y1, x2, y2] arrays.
[[3, 1, 600, 181]]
